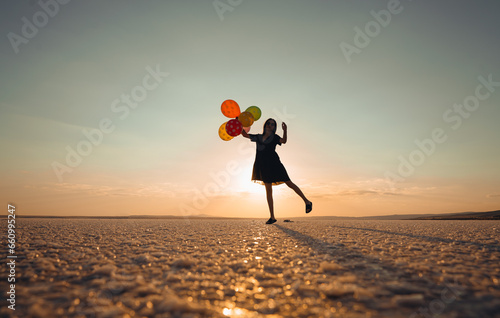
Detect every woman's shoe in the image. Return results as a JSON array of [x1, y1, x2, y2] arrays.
[[306, 202, 312, 213], [266, 218, 277, 224]]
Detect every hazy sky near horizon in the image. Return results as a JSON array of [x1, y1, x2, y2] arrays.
[[1, 0, 499, 218]]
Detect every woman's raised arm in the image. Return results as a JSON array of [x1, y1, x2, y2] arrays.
[[280, 122, 287, 144]]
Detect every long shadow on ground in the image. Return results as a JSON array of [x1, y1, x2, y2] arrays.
[[331, 225, 500, 252], [273, 223, 495, 318]]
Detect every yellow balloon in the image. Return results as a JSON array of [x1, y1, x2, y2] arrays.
[[245, 106, 261, 121], [238, 111, 254, 127], [218, 122, 234, 141]]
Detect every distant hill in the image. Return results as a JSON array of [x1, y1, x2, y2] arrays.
[[410, 210, 500, 220], [357, 210, 500, 220], [357, 214, 436, 220]]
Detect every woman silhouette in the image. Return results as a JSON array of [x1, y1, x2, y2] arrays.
[[242, 118, 312, 224]]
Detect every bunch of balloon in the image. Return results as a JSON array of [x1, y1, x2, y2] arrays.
[[218, 100, 262, 141]]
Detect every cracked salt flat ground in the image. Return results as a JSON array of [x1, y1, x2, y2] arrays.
[[1, 218, 499, 317]]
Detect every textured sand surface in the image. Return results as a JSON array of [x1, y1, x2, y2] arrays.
[[1, 218, 499, 317]]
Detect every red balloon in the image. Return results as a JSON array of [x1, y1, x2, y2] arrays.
[[225, 119, 243, 136]]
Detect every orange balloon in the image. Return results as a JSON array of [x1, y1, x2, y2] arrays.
[[221, 100, 241, 118], [238, 111, 254, 127]]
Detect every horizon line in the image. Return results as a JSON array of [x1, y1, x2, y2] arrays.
[[5, 209, 499, 219]]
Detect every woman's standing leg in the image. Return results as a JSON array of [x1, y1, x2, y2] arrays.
[[265, 183, 276, 220]]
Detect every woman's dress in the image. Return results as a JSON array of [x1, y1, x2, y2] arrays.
[[249, 133, 290, 185]]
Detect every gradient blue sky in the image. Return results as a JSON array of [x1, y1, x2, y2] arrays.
[[1, 0, 499, 217]]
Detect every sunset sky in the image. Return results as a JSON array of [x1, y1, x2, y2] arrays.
[[1, 0, 499, 218]]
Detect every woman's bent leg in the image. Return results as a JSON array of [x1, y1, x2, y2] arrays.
[[285, 181, 310, 204]]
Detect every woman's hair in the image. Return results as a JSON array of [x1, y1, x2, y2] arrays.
[[262, 118, 277, 134]]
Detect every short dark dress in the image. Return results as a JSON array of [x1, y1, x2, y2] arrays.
[[249, 133, 290, 185]]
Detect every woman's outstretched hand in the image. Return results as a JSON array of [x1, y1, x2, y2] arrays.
[[280, 122, 288, 144]]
